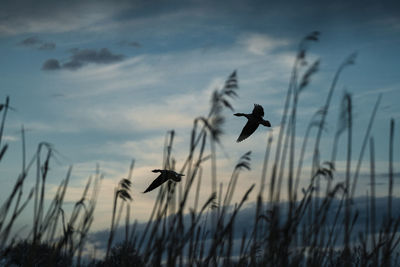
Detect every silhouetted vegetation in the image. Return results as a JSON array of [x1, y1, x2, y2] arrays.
[[1, 31, 399, 266]]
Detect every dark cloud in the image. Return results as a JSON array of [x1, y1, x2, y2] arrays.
[[19, 36, 41, 46], [62, 48, 125, 70], [2, 0, 400, 38], [19, 36, 56, 50], [42, 48, 125, 71], [62, 60, 84, 70], [42, 59, 61, 70], [70, 48, 125, 64]]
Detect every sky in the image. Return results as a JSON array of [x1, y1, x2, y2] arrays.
[[0, 0, 400, 236]]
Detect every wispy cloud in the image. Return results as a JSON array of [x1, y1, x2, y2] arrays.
[[62, 89, 210, 133], [2, 135, 18, 142], [29, 33, 296, 145], [47, 36, 294, 98], [0, 1, 129, 36], [239, 33, 289, 56], [18, 36, 56, 50]]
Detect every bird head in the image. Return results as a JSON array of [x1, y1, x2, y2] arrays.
[[171, 172, 185, 182]]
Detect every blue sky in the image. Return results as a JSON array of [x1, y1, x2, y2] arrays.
[[0, 0, 400, 234]]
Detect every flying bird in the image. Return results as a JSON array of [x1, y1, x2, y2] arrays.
[[234, 104, 271, 142], [143, 169, 184, 193]]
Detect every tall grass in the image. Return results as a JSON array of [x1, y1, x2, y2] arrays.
[[0, 32, 399, 266]]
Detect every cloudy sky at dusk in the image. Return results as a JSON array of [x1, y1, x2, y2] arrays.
[[1, 0, 399, 235]]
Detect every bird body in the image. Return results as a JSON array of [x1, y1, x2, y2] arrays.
[[234, 104, 271, 142], [143, 169, 184, 193]]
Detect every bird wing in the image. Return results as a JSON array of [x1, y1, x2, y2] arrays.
[[237, 119, 259, 142], [252, 104, 264, 117], [143, 173, 168, 193]]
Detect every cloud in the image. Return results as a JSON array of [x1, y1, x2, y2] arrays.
[[239, 33, 289, 56], [0, 0, 129, 36], [42, 48, 125, 71], [2, 135, 18, 142], [64, 48, 125, 68], [42, 59, 61, 70], [34, 35, 294, 139], [62, 59, 84, 70], [2, 0, 400, 38], [19, 36, 41, 46], [18, 36, 56, 50]]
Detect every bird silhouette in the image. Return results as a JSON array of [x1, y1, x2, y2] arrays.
[[143, 169, 184, 193], [234, 104, 271, 142]]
